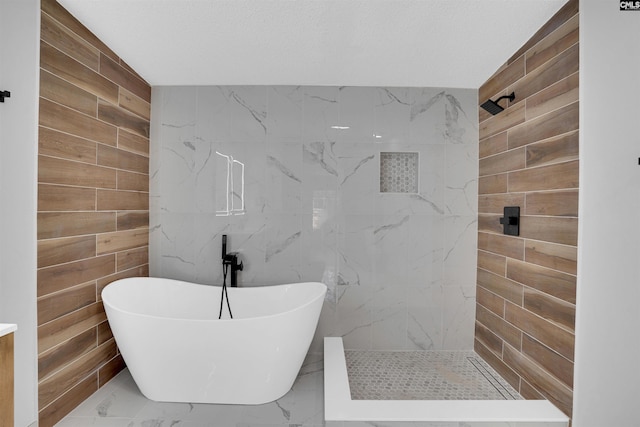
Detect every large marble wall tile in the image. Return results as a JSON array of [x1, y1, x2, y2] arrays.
[[226, 86, 268, 144], [336, 87, 376, 143], [302, 86, 340, 143], [443, 215, 478, 288], [405, 215, 444, 287], [373, 87, 411, 144], [407, 284, 444, 350], [266, 86, 304, 143], [335, 144, 378, 215], [336, 215, 377, 287], [442, 285, 477, 350], [408, 88, 477, 146], [226, 214, 267, 285], [335, 286, 373, 349], [265, 141, 303, 214], [445, 143, 479, 216], [263, 214, 304, 285], [150, 85, 478, 352], [302, 141, 338, 215], [372, 214, 411, 288], [300, 213, 338, 286], [155, 212, 198, 282], [196, 86, 233, 145], [371, 287, 408, 350]]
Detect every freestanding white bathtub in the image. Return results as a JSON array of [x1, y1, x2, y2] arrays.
[[101, 277, 327, 405]]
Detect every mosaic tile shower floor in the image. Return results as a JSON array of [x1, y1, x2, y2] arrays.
[[345, 350, 522, 401]]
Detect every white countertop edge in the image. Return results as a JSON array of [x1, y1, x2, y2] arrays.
[[0, 323, 17, 338], [324, 336, 570, 423]]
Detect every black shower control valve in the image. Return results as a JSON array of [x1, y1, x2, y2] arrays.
[[499, 206, 520, 236], [0, 90, 10, 103]]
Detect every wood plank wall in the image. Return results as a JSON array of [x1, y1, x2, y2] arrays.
[[37, 1, 150, 425], [475, 0, 578, 418]]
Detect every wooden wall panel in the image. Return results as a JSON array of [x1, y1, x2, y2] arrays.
[[40, 41, 118, 106], [37, 255, 116, 298], [38, 328, 97, 381], [40, 70, 97, 117], [475, 0, 578, 418], [39, 126, 97, 164], [37, 236, 96, 268], [37, 1, 150, 424], [38, 184, 96, 211], [0, 333, 14, 427]]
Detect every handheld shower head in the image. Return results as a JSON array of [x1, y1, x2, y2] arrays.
[[481, 92, 516, 115]]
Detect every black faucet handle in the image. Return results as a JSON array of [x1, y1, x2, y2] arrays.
[[237, 260, 243, 271]]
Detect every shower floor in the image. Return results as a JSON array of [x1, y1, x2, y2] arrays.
[[345, 349, 522, 401]]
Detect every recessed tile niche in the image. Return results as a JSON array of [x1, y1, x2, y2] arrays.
[[379, 152, 419, 193]]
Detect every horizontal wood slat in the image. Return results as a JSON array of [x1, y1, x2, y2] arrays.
[[97, 190, 149, 211], [40, 69, 97, 117], [37, 302, 107, 354], [503, 343, 573, 416], [39, 126, 97, 164], [38, 211, 116, 239], [505, 302, 575, 361], [38, 184, 96, 212], [119, 87, 151, 120], [40, 40, 118, 106], [524, 240, 577, 275], [118, 129, 150, 156], [39, 155, 116, 189], [40, 98, 117, 147], [97, 144, 149, 174], [37, 282, 96, 326], [506, 259, 576, 304], [39, 339, 117, 409], [508, 102, 579, 150], [97, 229, 149, 255], [38, 235, 96, 268], [37, 255, 116, 298], [38, 327, 97, 381], [38, 374, 97, 427], [100, 53, 151, 102], [41, 0, 119, 62], [98, 99, 150, 138], [508, 160, 578, 193]]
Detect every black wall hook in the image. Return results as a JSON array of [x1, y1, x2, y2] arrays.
[[0, 90, 10, 103]]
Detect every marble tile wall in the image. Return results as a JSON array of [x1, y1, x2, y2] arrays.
[[149, 86, 478, 351]]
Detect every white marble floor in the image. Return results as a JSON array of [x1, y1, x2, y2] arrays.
[[55, 354, 325, 427], [55, 348, 568, 427]]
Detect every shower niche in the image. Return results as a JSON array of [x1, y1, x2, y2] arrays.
[[379, 152, 419, 193]]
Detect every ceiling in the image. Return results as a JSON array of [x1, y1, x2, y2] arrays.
[[56, 0, 568, 89]]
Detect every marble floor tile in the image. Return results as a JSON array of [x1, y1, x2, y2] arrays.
[[56, 355, 325, 427], [55, 351, 561, 427]]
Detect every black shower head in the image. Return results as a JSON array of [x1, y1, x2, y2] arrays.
[[481, 92, 516, 115]]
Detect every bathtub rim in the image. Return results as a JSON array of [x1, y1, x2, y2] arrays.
[[102, 277, 327, 323], [323, 336, 570, 423]]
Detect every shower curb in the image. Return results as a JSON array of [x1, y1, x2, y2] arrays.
[[323, 337, 569, 426]]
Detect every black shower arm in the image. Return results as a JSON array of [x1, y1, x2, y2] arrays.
[[494, 92, 515, 104]]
